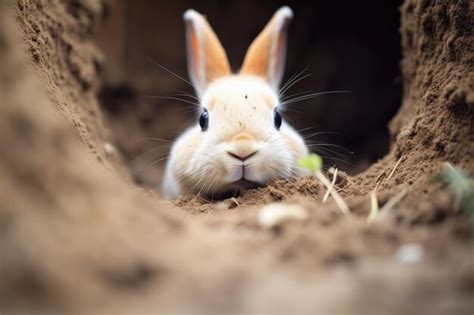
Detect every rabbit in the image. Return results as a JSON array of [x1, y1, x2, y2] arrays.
[[162, 6, 309, 199]]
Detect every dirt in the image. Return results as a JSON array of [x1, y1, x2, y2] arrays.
[[0, 0, 473, 314]]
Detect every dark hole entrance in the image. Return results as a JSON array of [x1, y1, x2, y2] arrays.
[[95, 0, 403, 188]]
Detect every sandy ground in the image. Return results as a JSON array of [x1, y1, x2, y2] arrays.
[[0, 0, 473, 313]]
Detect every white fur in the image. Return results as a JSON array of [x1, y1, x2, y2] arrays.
[[162, 76, 308, 199]]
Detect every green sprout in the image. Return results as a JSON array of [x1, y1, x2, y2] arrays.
[[298, 153, 323, 173], [441, 163, 474, 238], [298, 153, 349, 215]]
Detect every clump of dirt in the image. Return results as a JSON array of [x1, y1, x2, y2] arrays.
[[0, 0, 473, 314]]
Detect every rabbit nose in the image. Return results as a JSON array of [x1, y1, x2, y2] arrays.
[[227, 132, 259, 161], [227, 150, 258, 162]]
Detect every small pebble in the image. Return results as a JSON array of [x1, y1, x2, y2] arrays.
[[395, 244, 424, 264], [258, 203, 308, 229], [215, 198, 239, 210], [104, 142, 115, 155]]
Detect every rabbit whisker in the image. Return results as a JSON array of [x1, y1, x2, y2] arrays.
[[144, 95, 200, 106], [307, 142, 353, 154], [143, 137, 173, 143], [173, 88, 200, 101], [281, 90, 352, 106], [279, 66, 310, 96], [148, 58, 193, 88], [279, 72, 312, 97]]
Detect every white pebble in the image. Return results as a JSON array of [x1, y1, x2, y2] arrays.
[[104, 142, 116, 155], [258, 203, 308, 229], [395, 244, 424, 264]]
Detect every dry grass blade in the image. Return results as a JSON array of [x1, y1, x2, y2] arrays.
[[323, 168, 338, 203], [367, 190, 379, 223], [368, 157, 404, 222], [315, 171, 349, 215], [380, 189, 407, 212], [374, 189, 408, 222], [231, 197, 242, 210], [374, 169, 386, 192], [386, 156, 403, 183]]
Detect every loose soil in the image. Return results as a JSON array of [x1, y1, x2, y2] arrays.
[[1, 0, 473, 314]]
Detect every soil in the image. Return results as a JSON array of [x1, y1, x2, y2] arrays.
[[0, 0, 473, 314]]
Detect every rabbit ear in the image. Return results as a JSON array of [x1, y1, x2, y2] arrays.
[[240, 7, 293, 90], [183, 10, 231, 97]]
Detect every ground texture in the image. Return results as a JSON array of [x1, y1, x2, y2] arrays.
[[0, 0, 473, 313]]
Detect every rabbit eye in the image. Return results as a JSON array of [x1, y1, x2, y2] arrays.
[[274, 108, 282, 130], [199, 108, 209, 131]]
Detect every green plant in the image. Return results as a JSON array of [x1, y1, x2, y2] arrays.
[[441, 163, 474, 238]]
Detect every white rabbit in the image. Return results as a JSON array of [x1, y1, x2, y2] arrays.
[[162, 6, 308, 199]]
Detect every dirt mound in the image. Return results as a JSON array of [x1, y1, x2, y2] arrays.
[[0, 0, 473, 313]]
